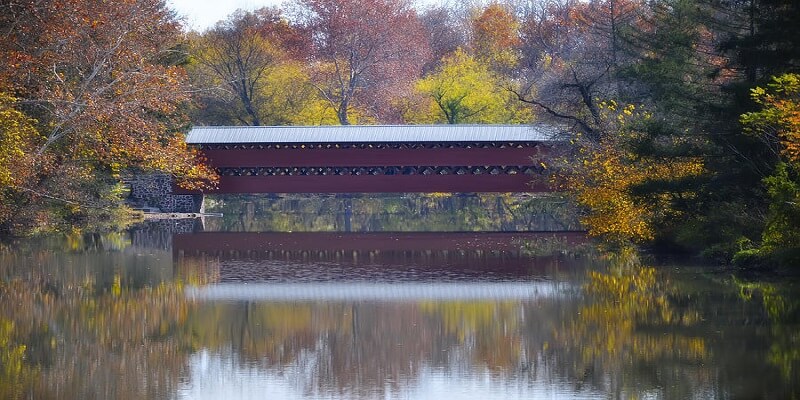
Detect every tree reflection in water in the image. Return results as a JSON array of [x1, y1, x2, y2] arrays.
[[734, 277, 800, 383], [1, 232, 799, 399], [550, 249, 709, 398], [0, 234, 197, 400], [203, 193, 581, 232]]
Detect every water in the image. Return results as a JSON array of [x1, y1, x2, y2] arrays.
[[0, 194, 798, 399]]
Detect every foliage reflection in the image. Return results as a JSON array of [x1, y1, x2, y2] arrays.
[[1, 234, 799, 399], [550, 250, 709, 397], [203, 193, 580, 232]]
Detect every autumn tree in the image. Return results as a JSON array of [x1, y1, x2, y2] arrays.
[[520, 0, 738, 251], [556, 101, 705, 245], [739, 74, 800, 260], [0, 0, 215, 233], [742, 74, 800, 165], [413, 49, 531, 124], [515, 1, 610, 138], [188, 8, 335, 126], [0, 92, 45, 231], [420, 6, 467, 73], [471, 3, 521, 73], [295, 0, 430, 124], [514, 0, 644, 138]]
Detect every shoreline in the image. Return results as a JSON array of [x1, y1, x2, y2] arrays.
[[141, 212, 223, 220]]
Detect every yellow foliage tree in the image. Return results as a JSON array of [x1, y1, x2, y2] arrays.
[[412, 49, 531, 124], [189, 29, 328, 126], [305, 59, 379, 125], [0, 92, 41, 189], [558, 101, 704, 244], [0, 92, 46, 227]]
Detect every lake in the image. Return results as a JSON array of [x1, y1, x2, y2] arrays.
[[0, 194, 797, 399]]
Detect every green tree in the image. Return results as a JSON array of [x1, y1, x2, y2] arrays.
[[716, 0, 800, 83], [611, 0, 731, 250], [616, 0, 800, 257]]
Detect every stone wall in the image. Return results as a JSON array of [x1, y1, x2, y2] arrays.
[[124, 174, 203, 213]]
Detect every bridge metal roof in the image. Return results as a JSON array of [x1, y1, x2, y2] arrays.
[[185, 125, 557, 144]]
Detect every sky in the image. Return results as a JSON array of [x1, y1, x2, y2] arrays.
[[167, 0, 443, 32], [168, 0, 285, 31]]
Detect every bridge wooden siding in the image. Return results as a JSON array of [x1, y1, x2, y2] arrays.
[[176, 125, 557, 194]]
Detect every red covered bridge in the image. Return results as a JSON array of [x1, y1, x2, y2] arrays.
[[176, 125, 559, 194]]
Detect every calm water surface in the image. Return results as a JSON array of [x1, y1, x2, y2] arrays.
[[0, 195, 798, 399]]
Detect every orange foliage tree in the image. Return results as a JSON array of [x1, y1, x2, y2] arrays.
[[471, 3, 521, 72], [742, 74, 800, 166], [0, 0, 216, 232]]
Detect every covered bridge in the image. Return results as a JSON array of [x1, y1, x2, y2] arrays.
[[176, 124, 558, 194]]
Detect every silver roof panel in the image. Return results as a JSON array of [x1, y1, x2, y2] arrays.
[[185, 125, 558, 144]]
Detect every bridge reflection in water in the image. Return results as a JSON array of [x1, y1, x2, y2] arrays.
[[174, 231, 588, 299], [173, 231, 585, 255]]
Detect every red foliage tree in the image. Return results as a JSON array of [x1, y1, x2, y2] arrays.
[[250, 7, 311, 60], [295, 0, 430, 124], [419, 6, 467, 73]]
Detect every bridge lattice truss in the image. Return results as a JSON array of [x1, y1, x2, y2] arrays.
[[218, 165, 545, 177]]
